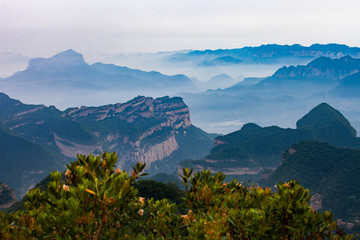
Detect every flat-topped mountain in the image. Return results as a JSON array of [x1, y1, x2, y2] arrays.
[[0, 93, 213, 197], [0, 50, 197, 108], [28, 49, 87, 70], [179, 102, 360, 181], [64, 95, 190, 128], [6, 49, 194, 90]]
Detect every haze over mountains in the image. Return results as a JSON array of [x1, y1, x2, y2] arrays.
[[0, 50, 196, 109], [179, 103, 360, 180], [2, 44, 360, 134], [86, 44, 360, 83], [180, 54, 360, 133], [1, 43, 360, 197], [179, 103, 360, 226], [1, 43, 360, 229], [167, 43, 360, 65], [0, 93, 213, 198]]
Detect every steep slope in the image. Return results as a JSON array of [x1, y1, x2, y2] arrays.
[[179, 103, 360, 181], [0, 182, 17, 209], [0, 93, 213, 177], [261, 141, 360, 222], [0, 92, 97, 156], [296, 102, 357, 146], [0, 123, 64, 198], [63, 95, 213, 172]]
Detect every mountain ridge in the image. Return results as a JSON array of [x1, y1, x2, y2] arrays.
[[168, 44, 360, 65], [0, 93, 214, 197], [261, 140, 360, 224], [179, 102, 360, 181]]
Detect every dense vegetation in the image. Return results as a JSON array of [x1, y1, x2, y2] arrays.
[[0, 152, 352, 239], [180, 102, 360, 181], [262, 141, 360, 223], [0, 123, 64, 198]]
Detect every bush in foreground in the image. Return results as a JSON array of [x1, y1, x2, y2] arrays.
[[0, 152, 352, 239]]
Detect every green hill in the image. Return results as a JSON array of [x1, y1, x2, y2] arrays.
[[296, 102, 357, 146], [0, 123, 64, 198], [179, 102, 360, 181], [261, 140, 360, 223]]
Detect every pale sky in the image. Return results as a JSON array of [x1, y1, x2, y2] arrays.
[[1, 0, 360, 57]]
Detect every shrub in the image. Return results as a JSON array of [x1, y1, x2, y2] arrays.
[[0, 152, 352, 239]]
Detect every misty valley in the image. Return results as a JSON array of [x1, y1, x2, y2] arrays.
[[1, 43, 360, 237]]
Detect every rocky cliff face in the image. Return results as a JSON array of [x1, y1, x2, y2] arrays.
[[0, 93, 211, 177], [62, 96, 192, 169], [0, 183, 17, 209], [64, 96, 191, 129]]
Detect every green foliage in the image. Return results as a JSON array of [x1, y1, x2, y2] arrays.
[[0, 124, 64, 198], [296, 103, 357, 145], [262, 141, 360, 223], [147, 172, 183, 187], [181, 170, 350, 239], [0, 152, 353, 239], [180, 103, 360, 181], [135, 180, 184, 205]]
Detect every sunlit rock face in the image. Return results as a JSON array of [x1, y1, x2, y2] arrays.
[[0, 93, 212, 178], [63, 96, 192, 169]]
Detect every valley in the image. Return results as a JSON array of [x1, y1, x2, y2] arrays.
[[1, 43, 360, 233]]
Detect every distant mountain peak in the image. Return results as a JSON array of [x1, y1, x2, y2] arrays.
[[297, 102, 345, 127], [53, 49, 84, 60], [296, 102, 357, 138], [271, 55, 360, 80], [27, 49, 86, 70], [307, 55, 359, 68]]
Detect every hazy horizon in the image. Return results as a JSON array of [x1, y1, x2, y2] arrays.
[[1, 0, 359, 58]]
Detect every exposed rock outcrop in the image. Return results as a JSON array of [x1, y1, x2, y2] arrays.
[[61, 96, 192, 169], [0, 183, 17, 209], [0, 93, 212, 178]]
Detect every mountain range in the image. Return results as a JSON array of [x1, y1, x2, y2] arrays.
[[167, 44, 360, 66], [179, 55, 360, 133], [0, 50, 197, 109], [179, 103, 360, 181], [0, 93, 214, 198], [177, 102, 360, 227], [1, 46, 360, 134]]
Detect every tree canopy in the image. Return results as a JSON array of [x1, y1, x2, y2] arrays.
[[0, 152, 352, 239]]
